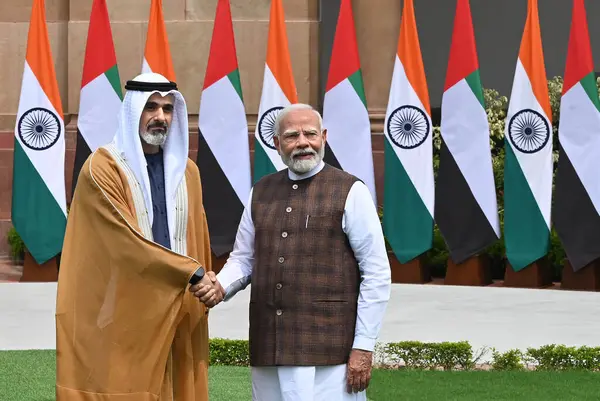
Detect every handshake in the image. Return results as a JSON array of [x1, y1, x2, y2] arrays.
[[189, 271, 225, 308]]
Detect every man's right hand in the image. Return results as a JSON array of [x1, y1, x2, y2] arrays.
[[189, 271, 225, 308]]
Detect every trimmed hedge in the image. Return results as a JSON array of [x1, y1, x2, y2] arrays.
[[209, 338, 600, 372], [209, 338, 250, 366]]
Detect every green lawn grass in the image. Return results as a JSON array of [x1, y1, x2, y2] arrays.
[[1, 350, 599, 400]]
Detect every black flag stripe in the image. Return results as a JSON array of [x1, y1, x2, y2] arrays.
[[196, 129, 245, 257], [71, 129, 92, 195], [434, 142, 499, 263], [554, 145, 600, 271]]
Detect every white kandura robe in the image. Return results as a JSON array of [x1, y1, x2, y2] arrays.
[[217, 161, 392, 401]]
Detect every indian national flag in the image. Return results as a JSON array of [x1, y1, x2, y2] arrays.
[[504, 0, 552, 272], [554, 0, 600, 272], [142, 0, 175, 80], [383, 0, 434, 263], [434, 0, 500, 264], [12, 0, 67, 264], [72, 0, 122, 193], [323, 0, 376, 202], [253, 0, 297, 183], [197, 0, 251, 257]]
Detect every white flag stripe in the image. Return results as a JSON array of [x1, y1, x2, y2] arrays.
[[505, 60, 552, 229], [384, 56, 434, 216], [441, 80, 500, 236], [78, 74, 121, 152], [199, 76, 251, 205], [142, 57, 152, 75], [15, 62, 67, 216], [254, 64, 290, 171], [559, 82, 600, 215], [323, 79, 377, 204]]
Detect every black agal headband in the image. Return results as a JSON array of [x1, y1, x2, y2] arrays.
[[124, 80, 178, 92]]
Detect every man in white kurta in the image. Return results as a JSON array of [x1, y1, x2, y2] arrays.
[[193, 103, 391, 401]]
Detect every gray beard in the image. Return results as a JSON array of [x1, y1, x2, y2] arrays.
[[281, 145, 325, 174], [140, 130, 167, 146]]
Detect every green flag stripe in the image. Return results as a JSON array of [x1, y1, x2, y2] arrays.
[[347, 69, 367, 108], [227, 69, 244, 102], [503, 141, 549, 271], [579, 72, 600, 112], [383, 140, 433, 263], [465, 70, 485, 109], [11, 141, 66, 264], [104, 64, 123, 100], [253, 139, 277, 184]]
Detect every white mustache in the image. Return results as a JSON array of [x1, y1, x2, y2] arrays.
[[292, 149, 316, 157]]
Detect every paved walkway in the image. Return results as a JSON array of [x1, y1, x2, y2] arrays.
[[2, 282, 599, 361], [0, 257, 22, 283]]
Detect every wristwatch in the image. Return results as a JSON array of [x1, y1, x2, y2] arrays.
[[189, 266, 205, 285]]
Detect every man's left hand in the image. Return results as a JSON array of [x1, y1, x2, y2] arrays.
[[346, 349, 373, 393]]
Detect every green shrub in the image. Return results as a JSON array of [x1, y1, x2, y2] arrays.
[[429, 341, 474, 371], [384, 341, 434, 370], [208, 338, 600, 372], [525, 344, 600, 371], [491, 348, 525, 371], [209, 338, 249, 366], [6, 226, 25, 262], [384, 340, 474, 371]]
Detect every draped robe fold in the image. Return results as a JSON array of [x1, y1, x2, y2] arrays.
[[56, 146, 212, 401]]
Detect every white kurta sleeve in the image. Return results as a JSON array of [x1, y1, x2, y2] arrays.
[[343, 181, 391, 352], [216, 189, 255, 301]]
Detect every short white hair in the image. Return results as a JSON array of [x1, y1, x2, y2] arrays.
[[274, 103, 323, 137]]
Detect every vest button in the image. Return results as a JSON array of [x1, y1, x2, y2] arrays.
[[292, 184, 298, 189], [276, 283, 282, 290], [276, 309, 283, 316], [286, 207, 292, 213], [281, 232, 288, 238], [278, 257, 284, 263]]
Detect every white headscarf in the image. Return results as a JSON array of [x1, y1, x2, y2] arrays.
[[112, 72, 189, 246]]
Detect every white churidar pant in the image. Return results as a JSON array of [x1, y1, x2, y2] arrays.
[[251, 364, 367, 401]]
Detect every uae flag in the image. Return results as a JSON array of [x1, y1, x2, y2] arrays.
[[435, 0, 500, 264], [253, 0, 298, 183], [554, 0, 600, 271], [12, 0, 67, 264], [504, 0, 552, 272], [383, 0, 434, 263], [72, 0, 122, 193], [322, 0, 376, 202], [197, 0, 251, 257], [142, 0, 176, 80]]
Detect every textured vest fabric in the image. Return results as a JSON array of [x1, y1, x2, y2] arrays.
[[249, 164, 361, 366]]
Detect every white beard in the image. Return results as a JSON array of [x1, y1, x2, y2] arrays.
[[140, 129, 167, 146], [281, 145, 325, 174]]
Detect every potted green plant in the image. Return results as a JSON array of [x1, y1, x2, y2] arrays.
[[7, 226, 25, 264]]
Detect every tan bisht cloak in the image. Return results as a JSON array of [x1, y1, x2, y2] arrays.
[[56, 145, 212, 401]]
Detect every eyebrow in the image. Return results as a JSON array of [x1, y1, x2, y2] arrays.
[[145, 101, 174, 108], [283, 128, 318, 134]]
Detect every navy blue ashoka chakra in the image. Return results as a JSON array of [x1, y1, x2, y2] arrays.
[[386, 105, 430, 149], [18, 107, 61, 151], [508, 109, 550, 154], [258, 106, 284, 150]]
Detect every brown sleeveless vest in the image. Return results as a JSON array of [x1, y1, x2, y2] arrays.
[[249, 164, 361, 366]]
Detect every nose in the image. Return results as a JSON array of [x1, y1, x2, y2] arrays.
[[296, 132, 310, 147], [155, 107, 166, 122]]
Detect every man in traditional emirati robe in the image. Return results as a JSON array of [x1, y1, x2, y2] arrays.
[[191, 103, 392, 401], [56, 72, 223, 401]]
